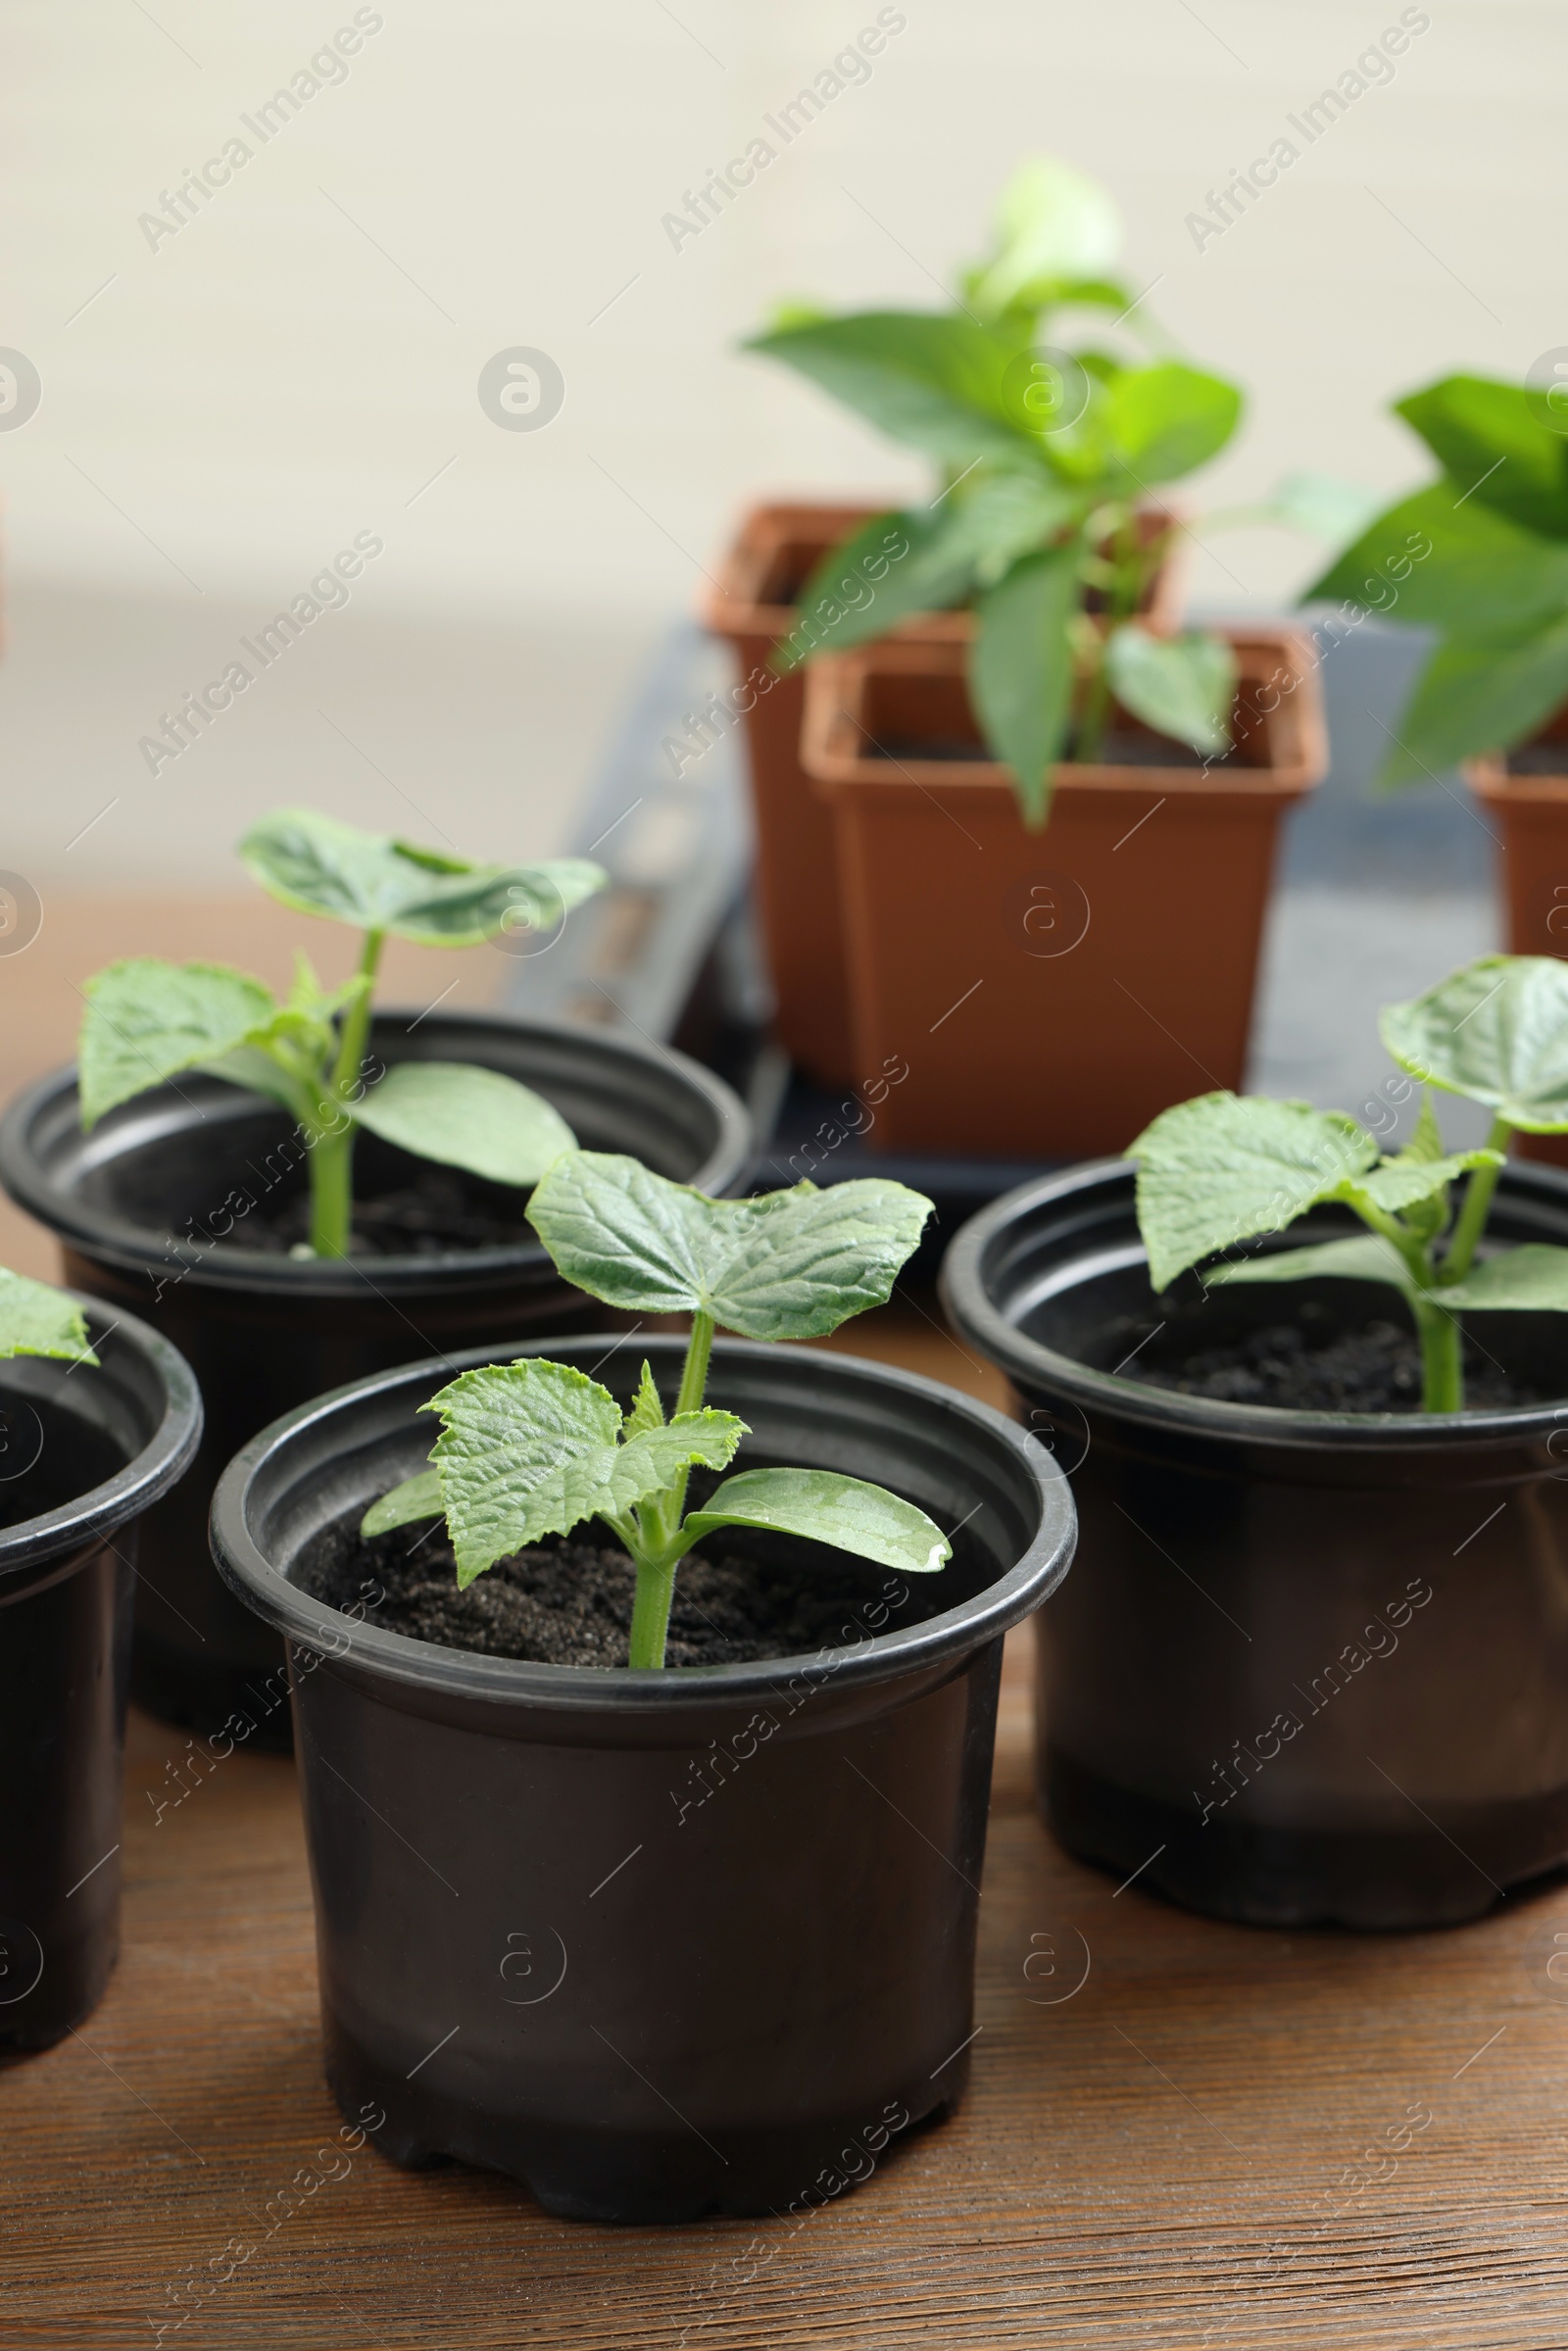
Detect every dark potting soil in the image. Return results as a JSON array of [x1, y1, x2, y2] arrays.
[[871, 728, 1213, 770], [295, 1509, 937, 1669], [1128, 1317, 1544, 1414], [1504, 742, 1568, 777], [0, 1391, 126, 1531], [240, 1167, 531, 1257]]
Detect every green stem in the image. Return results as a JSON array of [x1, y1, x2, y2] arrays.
[[1412, 1295, 1463, 1413], [1073, 510, 1144, 765], [1439, 1114, 1512, 1286], [623, 1308, 715, 1671], [307, 929, 385, 1259]]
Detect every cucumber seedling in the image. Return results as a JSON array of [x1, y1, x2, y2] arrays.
[[77, 808, 606, 1259], [364, 1151, 953, 1668], [0, 1268, 98, 1368], [1128, 955, 1568, 1413]]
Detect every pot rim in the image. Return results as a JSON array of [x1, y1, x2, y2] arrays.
[[0, 1006, 752, 1298], [209, 1334, 1075, 1714], [940, 1157, 1568, 1455], [0, 1293, 202, 1577]]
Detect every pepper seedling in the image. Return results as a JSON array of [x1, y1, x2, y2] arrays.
[[362, 1151, 953, 1668], [0, 1268, 97, 1368], [76, 808, 606, 1259], [1127, 955, 1568, 1412]]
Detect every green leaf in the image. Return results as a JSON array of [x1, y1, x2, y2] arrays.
[[1376, 618, 1568, 782], [524, 1154, 931, 1338], [680, 1468, 951, 1577], [240, 808, 606, 948], [1439, 1245, 1568, 1311], [965, 156, 1123, 319], [349, 1061, 576, 1188], [1104, 363, 1242, 484], [425, 1357, 747, 1586], [1105, 625, 1235, 757], [1205, 1234, 1417, 1298], [1396, 375, 1568, 541], [746, 312, 1035, 467], [622, 1360, 665, 1439], [0, 1267, 98, 1365], [1353, 1148, 1502, 1216], [969, 542, 1083, 824], [1382, 955, 1568, 1129], [1308, 486, 1568, 636], [79, 959, 280, 1128], [779, 507, 979, 671], [1127, 1094, 1379, 1291], [361, 1466, 442, 1538], [1263, 471, 1384, 546]]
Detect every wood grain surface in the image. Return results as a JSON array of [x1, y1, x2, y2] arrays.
[[5, 906, 1568, 2347]]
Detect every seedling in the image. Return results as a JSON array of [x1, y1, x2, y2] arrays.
[[748, 156, 1352, 823], [1127, 955, 1568, 1412], [0, 1268, 97, 1367], [363, 1151, 952, 1668], [77, 809, 606, 1259], [1311, 372, 1568, 782]]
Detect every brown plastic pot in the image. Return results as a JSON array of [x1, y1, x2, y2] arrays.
[[703, 501, 1185, 1091], [801, 626, 1327, 1160], [1469, 714, 1568, 1170]]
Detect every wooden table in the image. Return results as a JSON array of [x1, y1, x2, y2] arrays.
[[6, 909, 1568, 2346]]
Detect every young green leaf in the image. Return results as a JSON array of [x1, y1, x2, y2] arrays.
[[1396, 375, 1568, 542], [1436, 1245, 1568, 1311], [1104, 363, 1242, 484], [0, 1267, 98, 1365], [1262, 472, 1383, 547], [1353, 1148, 1503, 1216], [680, 1468, 952, 1578], [778, 506, 982, 672], [745, 312, 1035, 467], [1374, 618, 1568, 784], [425, 1357, 747, 1587], [241, 809, 606, 948], [350, 1062, 576, 1188], [969, 542, 1082, 824], [1105, 625, 1236, 758], [79, 960, 281, 1129], [1309, 486, 1568, 637], [1382, 956, 1568, 1129], [1205, 1233, 1416, 1299], [524, 1155, 931, 1339], [361, 1465, 442, 1537], [965, 156, 1123, 320], [622, 1360, 665, 1439], [1127, 1094, 1379, 1291]]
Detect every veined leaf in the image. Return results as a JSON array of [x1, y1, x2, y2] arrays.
[[1382, 956, 1568, 1129], [680, 1467, 951, 1577], [1105, 625, 1235, 758], [350, 1062, 575, 1187], [970, 541, 1083, 825], [746, 311, 1036, 466], [1205, 1233, 1417, 1298], [1309, 485, 1568, 637], [524, 1154, 931, 1338], [79, 960, 280, 1129], [1352, 1148, 1502, 1216], [241, 808, 606, 947], [1127, 1094, 1379, 1291], [1104, 363, 1242, 484], [1396, 375, 1568, 541], [0, 1267, 98, 1365], [424, 1357, 746, 1587], [1439, 1245, 1568, 1311], [1376, 619, 1568, 782], [361, 1466, 442, 1537], [622, 1360, 665, 1439]]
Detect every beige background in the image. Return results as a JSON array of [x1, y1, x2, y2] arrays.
[[1, 0, 1560, 885]]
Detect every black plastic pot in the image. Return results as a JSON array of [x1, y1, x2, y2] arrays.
[[210, 1334, 1073, 2222], [0, 1012, 749, 1748], [942, 1160, 1568, 1931], [0, 1299, 200, 2049]]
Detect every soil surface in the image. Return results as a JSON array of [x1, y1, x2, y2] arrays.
[[0, 1394, 127, 1531], [1130, 1317, 1544, 1414], [296, 1510, 932, 1670], [240, 1168, 532, 1257], [1504, 742, 1568, 777], [871, 727, 1213, 771]]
